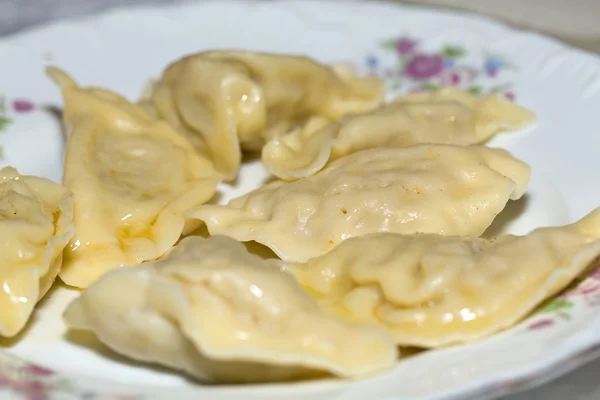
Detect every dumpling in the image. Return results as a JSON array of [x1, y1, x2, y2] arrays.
[[47, 67, 220, 289], [288, 208, 600, 347], [141, 51, 384, 179], [262, 89, 536, 180], [0, 167, 74, 337], [190, 144, 530, 262], [394, 88, 536, 140], [63, 236, 397, 383]]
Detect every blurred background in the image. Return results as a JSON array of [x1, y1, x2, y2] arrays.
[[1, 0, 600, 52], [1, 1, 600, 399]]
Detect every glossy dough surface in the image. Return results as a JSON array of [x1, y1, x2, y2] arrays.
[[191, 144, 530, 262], [393, 88, 536, 140], [141, 51, 384, 179], [63, 236, 397, 382], [289, 209, 600, 347], [263, 89, 536, 180], [48, 67, 220, 289], [0, 167, 74, 337]]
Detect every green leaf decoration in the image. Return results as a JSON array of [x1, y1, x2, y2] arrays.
[[442, 45, 466, 59], [420, 82, 439, 91], [0, 116, 11, 132], [467, 85, 483, 96], [557, 311, 572, 321], [0, 96, 10, 133], [539, 298, 574, 314], [0, 95, 9, 158], [381, 39, 398, 49]]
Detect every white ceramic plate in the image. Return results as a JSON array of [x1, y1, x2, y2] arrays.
[[1, 1, 600, 399]]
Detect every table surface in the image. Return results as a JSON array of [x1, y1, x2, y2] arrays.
[[1, 1, 600, 399]]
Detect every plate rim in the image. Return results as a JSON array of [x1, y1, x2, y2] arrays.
[[2, 1, 600, 399]]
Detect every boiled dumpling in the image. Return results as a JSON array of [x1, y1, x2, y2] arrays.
[[47, 67, 220, 288], [190, 144, 530, 262], [395, 88, 536, 140], [288, 208, 600, 347], [0, 167, 74, 337], [263, 89, 536, 180], [141, 51, 384, 179], [63, 236, 397, 383]]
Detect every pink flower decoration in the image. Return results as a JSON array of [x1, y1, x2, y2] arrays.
[[528, 319, 554, 330], [12, 100, 34, 113], [504, 91, 515, 101], [437, 70, 462, 86], [404, 54, 444, 80], [434, 66, 478, 87], [0, 374, 50, 400], [576, 285, 600, 296], [395, 38, 417, 55], [450, 72, 461, 85], [22, 364, 54, 377], [565, 280, 600, 298]]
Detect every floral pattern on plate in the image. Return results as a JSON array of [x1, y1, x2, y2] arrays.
[[527, 264, 600, 331], [0, 96, 34, 130], [0, 96, 12, 133], [0, 96, 35, 160], [0, 352, 71, 400], [0, 352, 144, 399], [362, 36, 516, 100]]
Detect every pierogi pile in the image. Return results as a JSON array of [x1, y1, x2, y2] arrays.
[[3, 50, 599, 384]]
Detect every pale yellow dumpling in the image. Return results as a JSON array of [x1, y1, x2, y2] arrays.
[[0, 167, 74, 337], [394, 88, 536, 140], [141, 51, 384, 179], [190, 144, 530, 262], [47, 67, 220, 289], [63, 236, 397, 383], [262, 89, 536, 180], [289, 208, 600, 347]]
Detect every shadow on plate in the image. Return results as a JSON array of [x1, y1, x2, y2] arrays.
[[64, 329, 342, 387], [261, 174, 280, 186], [64, 329, 197, 383], [243, 150, 262, 164], [41, 104, 66, 141], [0, 319, 34, 348], [38, 279, 78, 308], [0, 280, 72, 348], [482, 194, 529, 240]]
